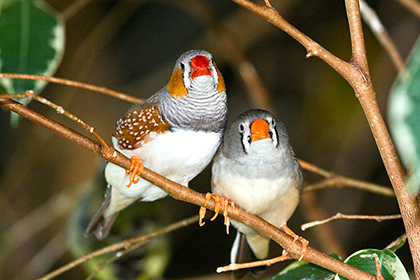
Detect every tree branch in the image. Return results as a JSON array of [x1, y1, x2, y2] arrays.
[[0, 73, 142, 103], [301, 213, 402, 231], [299, 159, 395, 197], [0, 98, 377, 280]]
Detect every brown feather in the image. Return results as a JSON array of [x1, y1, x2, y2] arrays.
[[113, 104, 170, 150]]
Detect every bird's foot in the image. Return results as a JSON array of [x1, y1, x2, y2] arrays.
[[199, 193, 235, 234], [125, 155, 144, 188], [281, 224, 309, 261]]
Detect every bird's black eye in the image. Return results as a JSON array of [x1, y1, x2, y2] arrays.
[[271, 118, 276, 127], [239, 123, 245, 133], [180, 63, 185, 71]]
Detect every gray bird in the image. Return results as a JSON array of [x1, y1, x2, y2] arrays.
[[85, 50, 228, 240], [209, 109, 304, 278]]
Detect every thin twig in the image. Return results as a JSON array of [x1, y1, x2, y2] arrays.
[[0, 73, 142, 103], [372, 254, 385, 280], [299, 159, 394, 197], [303, 176, 394, 197], [217, 253, 291, 273], [384, 234, 407, 251], [301, 213, 402, 231], [298, 159, 332, 178], [38, 215, 198, 280], [3, 91, 111, 150]]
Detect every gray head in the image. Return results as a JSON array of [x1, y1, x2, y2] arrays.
[[217, 109, 302, 185], [157, 49, 227, 133], [166, 49, 226, 98], [220, 109, 292, 159]]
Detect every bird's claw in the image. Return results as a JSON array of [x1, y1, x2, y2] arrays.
[[199, 193, 235, 234], [126, 155, 143, 188], [281, 224, 309, 261]]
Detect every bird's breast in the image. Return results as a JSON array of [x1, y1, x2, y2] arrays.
[[109, 130, 222, 198]]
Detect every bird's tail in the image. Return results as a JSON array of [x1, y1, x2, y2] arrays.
[[84, 185, 119, 240]]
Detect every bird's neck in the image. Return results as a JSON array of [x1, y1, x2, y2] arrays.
[[160, 87, 227, 133]]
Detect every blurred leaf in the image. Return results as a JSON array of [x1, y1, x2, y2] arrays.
[[270, 254, 342, 280], [389, 35, 420, 195], [334, 249, 409, 280], [0, 0, 65, 123]]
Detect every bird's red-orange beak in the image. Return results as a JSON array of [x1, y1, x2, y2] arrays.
[[191, 55, 211, 79], [250, 119, 270, 142]]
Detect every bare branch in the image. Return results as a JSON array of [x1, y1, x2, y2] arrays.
[[346, 0, 370, 75], [299, 160, 394, 197], [384, 234, 407, 251], [301, 213, 402, 231], [229, 0, 357, 85], [303, 176, 395, 197], [0, 73, 142, 103], [217, 253, 291, 273], [372, 254, 385, 280]]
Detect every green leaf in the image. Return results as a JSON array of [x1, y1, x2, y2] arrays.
[[0, 0, 65, 94], [270, 254, 342, 280], [0, 0, 65, 124], [335, 249, 409, 280], [389, 35, 420, 195]]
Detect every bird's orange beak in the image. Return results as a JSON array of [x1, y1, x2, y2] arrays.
[[191, 55, 211, 79], [250, 119, 270, 142]]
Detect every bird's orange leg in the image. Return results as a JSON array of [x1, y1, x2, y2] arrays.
[[199, 193, 235, 234], [125, 155, 144, 188], [280, 224, 309, 261]]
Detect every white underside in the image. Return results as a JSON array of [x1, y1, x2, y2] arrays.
[[104, 130, 221, 217], [212, 144, 300, 260]]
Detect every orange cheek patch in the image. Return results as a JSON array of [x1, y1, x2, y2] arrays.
[[167, 68, 188, 98], [215, 63, 226, 93]]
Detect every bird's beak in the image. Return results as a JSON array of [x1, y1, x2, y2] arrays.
[[250, 119, 270, 142], [191, 55, 212, 79]]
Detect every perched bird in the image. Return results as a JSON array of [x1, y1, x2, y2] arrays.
[[200, 109, 306, 278], [85, 50, 228, 240]]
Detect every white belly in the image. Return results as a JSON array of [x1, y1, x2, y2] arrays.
[[105, 130, 221, 203]]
